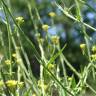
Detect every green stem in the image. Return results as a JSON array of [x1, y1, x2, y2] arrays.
[[39, 43, 46, 96], [55, 2, 96, 32], [27, 3, 38, 33], [58, 44, 68, 85], [3, 5, 12, 78]]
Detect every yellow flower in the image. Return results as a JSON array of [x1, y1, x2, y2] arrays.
[[16, 16, 24, 24], [48, 63, 55, 69], [68, 77, 72, 81], [5, 59, 11, 65], [32, 93, 36, 96], [16, 58, 22, 64], [12, 53, 16, 58], [42, 24, 49, 32], [92, 45, 96, 52], [6, 80, 17, 88], [80, 44, 86, 49], [49, 12, 56, 18], [6, 80, 24, 88], [51, 36, 59, 44], [91, 54, 96, 61]]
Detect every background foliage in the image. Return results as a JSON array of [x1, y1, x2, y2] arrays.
[[0, 0, 96, 96]]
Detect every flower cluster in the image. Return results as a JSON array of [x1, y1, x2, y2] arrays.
[[6, 80, 24, 88], [91, 45, 96, 61], [92, 45, 96, 53], [5, 59, 11, 65], [47, 63, 55, 70], [16, 16, 24, 24], [0, 80, 24, 89], [51, 36, 59, 45], [38, 80, 47, 90]]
